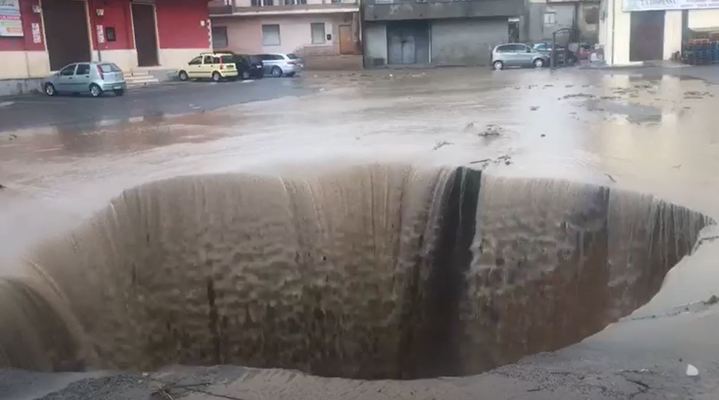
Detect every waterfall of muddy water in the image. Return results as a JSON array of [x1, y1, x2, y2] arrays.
[[0, 165, 711, 379]]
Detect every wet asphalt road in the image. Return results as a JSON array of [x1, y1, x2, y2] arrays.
[[0, 77, 312, 133], [2, 65, 719, 399]]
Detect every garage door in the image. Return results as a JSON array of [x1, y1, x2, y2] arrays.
[[630, 11, 665, 62], [43, 0, 91, 71], [431, 18, 508, 66], [387, 21, 430, 65]]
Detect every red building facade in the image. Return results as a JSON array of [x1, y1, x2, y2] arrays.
[[0, 0, 211, 81]]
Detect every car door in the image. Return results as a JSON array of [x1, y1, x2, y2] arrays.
[[73, 63, 92, 92], [515, 44, 533, 66], [261, 55, 276, 74], [202, 55, 215, 78], [186, 56, 203, 78], [56, 64, 77, 92]]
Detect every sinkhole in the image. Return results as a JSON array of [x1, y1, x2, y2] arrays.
[[0, 164, 712, 379]]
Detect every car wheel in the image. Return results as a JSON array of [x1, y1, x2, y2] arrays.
[[533, 58, 545, 68], [179, 70, 189, 81], [271, 66, 282, 78], [89, 84, 103, 98], [492, 61, 504, 71], [44, 83, 56, 96], [212, 71, 221, 82], [113, 89, 125, 96], [242, 71, 250, 80]]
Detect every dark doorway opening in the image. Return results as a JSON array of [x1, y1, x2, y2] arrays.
[[132, 3, 159, 67], [387, 21, 430, 65], [43, 0, 91, 71], [630, 11, 665, 62], [508, 19, 519, 43]]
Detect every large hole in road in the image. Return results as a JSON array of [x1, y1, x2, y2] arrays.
[[0, 164, 712, 379]]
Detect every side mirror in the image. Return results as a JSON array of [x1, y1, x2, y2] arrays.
[[527, 48, 532, 53]]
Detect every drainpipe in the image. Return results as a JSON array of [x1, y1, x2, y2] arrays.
[[610, 0, 615, 65], [91, 0, 103, 62]]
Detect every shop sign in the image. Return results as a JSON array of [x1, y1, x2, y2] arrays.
[[625, 0, 719, 11], [0, 0, 23, 37]]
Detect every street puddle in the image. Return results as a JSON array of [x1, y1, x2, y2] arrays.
[[0, 164, 711, 379]]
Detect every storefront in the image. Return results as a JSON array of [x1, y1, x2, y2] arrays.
[[599, 0, 719, 65], [0, 0, 212, 84]]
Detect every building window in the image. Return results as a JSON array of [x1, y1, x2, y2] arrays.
[[262, 24, 280, 46], [311, 23, 325, 44], [76, 64, 91, 75], [105, 27, 116, 42], [543, 12, 557, 25], [212, 26, 228, 48]]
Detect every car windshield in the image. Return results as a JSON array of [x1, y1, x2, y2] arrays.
[[99, 63, 121, 72], [287, 54, 299, 60], [220, 55, 234, 63], [249, 55, 262, 63]]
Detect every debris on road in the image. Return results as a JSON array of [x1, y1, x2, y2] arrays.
[[562, 93, 596, 100], [686, 364, 699, 377], [530, 106, 539, 111], [470, 155, 513, 167], [433, 140, 452, 150], [605, 173, 617, 183], [463, 122, 505, 137], [472, 123, 504, 137]]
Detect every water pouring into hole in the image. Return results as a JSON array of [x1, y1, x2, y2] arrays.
[[0, 164, 711, 379]]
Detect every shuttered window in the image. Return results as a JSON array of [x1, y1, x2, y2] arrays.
[[262, 24, 280, 46]]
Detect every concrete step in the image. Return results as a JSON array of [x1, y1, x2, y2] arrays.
[[124, 72, 160, 88]]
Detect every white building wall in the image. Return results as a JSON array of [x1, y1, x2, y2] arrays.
[[602, 0, 634, 65], [215, 14, 349, 56], [90, 49, 139, 71], [663, 10, 682, 60], [159, 48, 215, 69], [0, 51, 50, 80], [688, 9, 719, 29], [598, 0, 715, 66], [260, 14, 342, 54]]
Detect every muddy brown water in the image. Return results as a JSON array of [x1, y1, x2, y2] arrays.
[[0, 164, 711, 380]]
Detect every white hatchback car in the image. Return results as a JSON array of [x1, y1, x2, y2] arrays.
[[178, 53, 238, 82]]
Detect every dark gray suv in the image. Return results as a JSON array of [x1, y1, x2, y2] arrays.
[[491, 43, 550, 70]]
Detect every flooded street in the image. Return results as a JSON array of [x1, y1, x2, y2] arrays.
[[2, 66, 719, 399]]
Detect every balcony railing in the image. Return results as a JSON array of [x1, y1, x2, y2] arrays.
[[210, 0, 358, 15], [363, 0, 522, 21]]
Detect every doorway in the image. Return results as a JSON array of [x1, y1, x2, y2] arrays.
[[387, 21, 429, 65], [42, 0, 91, 71], [630, 11, 665, 61], [132, 3, 159, 66], [339, 25, 355, 55]]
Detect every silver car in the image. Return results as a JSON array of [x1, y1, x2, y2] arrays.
[[257, 53, 303, 77], [44, 62, 127, 97], [491, 43, 550, 70]]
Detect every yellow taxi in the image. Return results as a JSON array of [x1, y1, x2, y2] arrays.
[[178, 52, 238, 82]]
